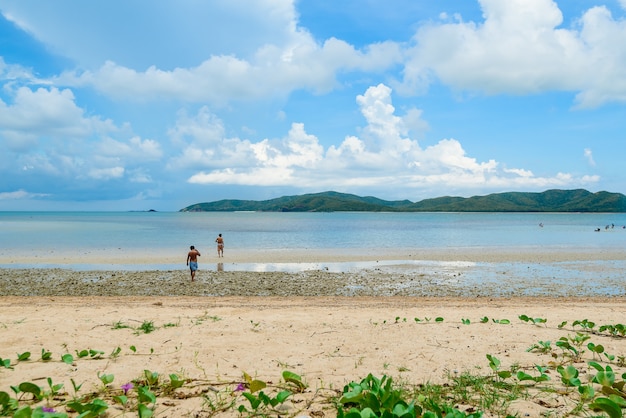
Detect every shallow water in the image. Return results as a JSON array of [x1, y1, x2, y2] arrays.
[[3, 258, 625, 296], [2, 211, 626, 253]]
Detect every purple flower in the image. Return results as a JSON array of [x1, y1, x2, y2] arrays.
[[121, 382, 134, 394], [234, 382, 245, 392], [42, 406, 56, 413]]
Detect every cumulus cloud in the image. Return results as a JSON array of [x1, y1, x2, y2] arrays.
[[185, 84, 596, 194], [399, 0, 626, 108], [57, 37, 402, 104], [24, 0, 626, 109], [0, 84, 163, 186], [0, 86, 117, 153]]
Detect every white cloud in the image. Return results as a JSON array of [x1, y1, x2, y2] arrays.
[[0, 86, 115, 151], [399, 0, 626, 108], [0, 84, 162, 185], [96, 136, 162, 161], [0, 57, 37, 82], [186, 83, 595, 194], [88, 166, 124, 180], [57, 36, 402, 104], [15, 0, 625, 110]]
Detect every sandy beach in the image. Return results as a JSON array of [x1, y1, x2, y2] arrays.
[[1, 249, 626, 417]]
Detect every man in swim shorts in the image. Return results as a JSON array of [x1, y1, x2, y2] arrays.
[[186, 245, 201, 281]]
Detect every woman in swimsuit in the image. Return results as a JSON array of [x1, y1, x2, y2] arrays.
[[215, 234, 224, 257]]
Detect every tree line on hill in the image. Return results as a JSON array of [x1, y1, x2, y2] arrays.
[[180, 189, 626, 213]]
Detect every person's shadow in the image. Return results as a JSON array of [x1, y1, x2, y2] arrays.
[[217, 262, 224, 272]]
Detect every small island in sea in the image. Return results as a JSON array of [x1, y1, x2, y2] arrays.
[[180, 188, 626, 212]]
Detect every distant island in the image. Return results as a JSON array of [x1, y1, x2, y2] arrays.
[[179, 189, 626, 213]]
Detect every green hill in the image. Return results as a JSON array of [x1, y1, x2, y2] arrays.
[[180, 189, 626, 212]]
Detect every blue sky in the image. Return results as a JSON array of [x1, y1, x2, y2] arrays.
[[1, 0, 625, 211]]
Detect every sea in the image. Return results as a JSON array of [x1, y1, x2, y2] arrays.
[[1, 211, 626, 294]]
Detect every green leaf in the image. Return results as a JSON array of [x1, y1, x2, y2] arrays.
[[283, 370, 307, 392], [589, 397, 623, 418], [113, 395, 128, 405], [16, 352, 31, 361], [90, 398, 109, 414], [393, 401, 416, 418], [486, 354, 500, 371], [169, 374, 184, 389], [275, 390, 291, 404], [138, 386, 156, 405], [595, 371, 616, 387], [497, 371, 512, 379], [97, 372, 114, 385], [340, 390, 365, 405], [242, 392, 262, 409], [558, 365, 580, 386], [89, 349, 104, 359], [588, 343, 605, 354], [578, 384, 595, 399], [358, 407, 377, 418], [609, 395, 626, 408], [62, 354, 74, 365], [40, 349, 52, 361], [516, 371, 534, 381], [13, 406, 33, 418], [18, 382, 42, 400], [588, 361, 604, 372], [0, 391, 9, 407], [67, 400, 87, 413], [138, 403, 154, 418], [70, 378, 83, 393]]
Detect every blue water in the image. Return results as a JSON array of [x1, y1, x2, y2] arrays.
[[1, 211, 626, 253]]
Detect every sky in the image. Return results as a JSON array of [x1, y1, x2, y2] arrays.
[[1, 0, 626, 211]]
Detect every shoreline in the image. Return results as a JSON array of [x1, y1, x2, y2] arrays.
[[2, 246, 626, 265], [1, 246, 626, 297]]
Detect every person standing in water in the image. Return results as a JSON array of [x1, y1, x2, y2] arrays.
[[186, 245, 201, 281], [215, 234, 224, 257]]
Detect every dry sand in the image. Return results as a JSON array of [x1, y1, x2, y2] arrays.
[[1, 249, 626, 417]]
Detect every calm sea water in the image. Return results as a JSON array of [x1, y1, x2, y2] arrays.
[[2, 211, 626, 253]]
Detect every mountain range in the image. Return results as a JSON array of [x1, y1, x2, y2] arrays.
[[180, 189, 626, 212]]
